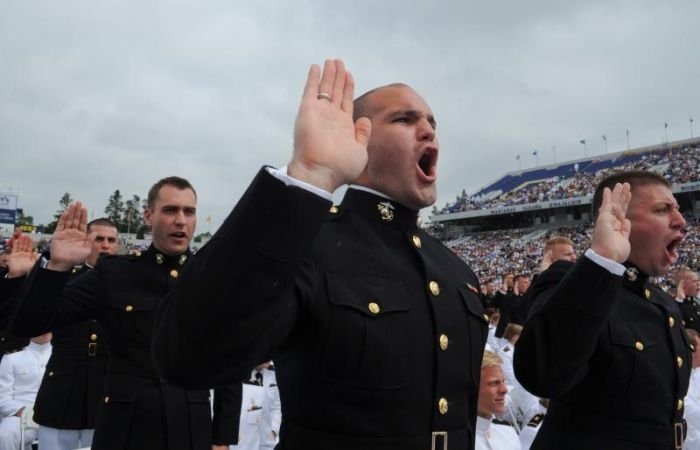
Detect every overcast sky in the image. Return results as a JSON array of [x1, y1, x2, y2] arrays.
[[2, 0, 699, 232]]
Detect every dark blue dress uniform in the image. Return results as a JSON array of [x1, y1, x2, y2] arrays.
[[153, 169, 488, 450], [33, 264, 110, 431], [12, 246, 237, 450], [0, 274, 29, 363], [514, 257, 691, 450], [678, 297, 700, 333]]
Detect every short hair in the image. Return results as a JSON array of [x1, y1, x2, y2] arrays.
[[502, 273, 514, 282], [545, 236, 573, 252], [147, 176, 196, 209], [482, 350, 503, 370], [503, 323, 523, 341], [514, 274, 529, 282], [353, 83, 410, 122], [87, 218, 117, 232], [675, 267, 698, 284], [591, 170, 670, 220]]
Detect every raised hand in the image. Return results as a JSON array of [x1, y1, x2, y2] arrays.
[[591, 183, 632, 263], [6, 235, 39, 278], [289, 59, 372, 192], [47, 202, 92, 271]]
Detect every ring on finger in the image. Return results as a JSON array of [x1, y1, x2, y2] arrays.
[[317, 92, 332, 101]]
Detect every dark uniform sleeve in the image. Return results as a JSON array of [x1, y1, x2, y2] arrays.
[[0, 276, 25, 332], [514, 257, 621, 398], [11, 262, 106, 337], [212, 383, 242, 445], [153, 168, 331, 389]]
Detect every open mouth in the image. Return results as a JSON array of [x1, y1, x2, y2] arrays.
[[417, 147, 438, 179], [666, 237, 683, 261], [171, 232, 187, 239]]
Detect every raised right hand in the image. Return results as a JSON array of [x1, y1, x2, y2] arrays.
[[6, 235, 39, 278], [288, 59, 372, 192], [591, 182, 632, 263], [47, 202, 92, 271]]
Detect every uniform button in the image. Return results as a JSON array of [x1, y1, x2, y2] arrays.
[[368, 302, 381, 314], [635, 341, 644, 351], [125, 305, 134, 312], [90, 334, 98, 341], [678, 399, 684, 410], [677, 356, 683, 368], [170, 269, 179, 278], [329, 206, 339, 214], [412, 235, 422, 248], [438, 398, 448, 415], [483, 314, 489, 322], [644, 289, 651, 299], [104, 396, 110, 403], [669, 316, 675, 327], [48, 372, 54, 377], [429, 281, 440, 296], [439, 334, 449, 351]]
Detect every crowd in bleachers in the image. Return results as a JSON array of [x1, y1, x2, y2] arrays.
[[445, 217, 700, 292], [440, 144, 700, 214]]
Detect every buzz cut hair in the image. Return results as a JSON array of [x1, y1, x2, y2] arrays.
[[353, 83, 410, 122], [545, 236, 574, 251], [147, 176, 197, 210], [87, 218, 117, 232]]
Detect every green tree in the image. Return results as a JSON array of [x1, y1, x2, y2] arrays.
[[105, 190, 124, 231], [123, 194, 144, 234], [46, 192, 73, 233]]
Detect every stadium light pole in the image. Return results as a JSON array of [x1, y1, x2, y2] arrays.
[[691, 117, 694, 138], [602, 134, 608, 153], [664, 122, 669, 144], [626, 129, 630, 150], [580, 139, 587, 157]]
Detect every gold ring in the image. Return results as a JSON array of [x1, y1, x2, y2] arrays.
[[317, 92, 332, 101]]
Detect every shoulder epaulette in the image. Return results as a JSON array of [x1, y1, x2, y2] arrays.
[[527, 413, 545, 427], [492, 418, 514, 427]]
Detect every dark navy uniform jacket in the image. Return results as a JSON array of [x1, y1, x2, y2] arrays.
[[32, 264, 109, 430], [679, 297, 700, 333], [154, 169, 488, 450], [0, 276, 29, 362], [515, 257, 691, 450], [12, 246, 238, 450]]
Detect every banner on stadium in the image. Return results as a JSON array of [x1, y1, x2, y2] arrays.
[[0, 193, 18, 225]]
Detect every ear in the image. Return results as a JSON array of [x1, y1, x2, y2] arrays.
[[144, 209, 153, 227]]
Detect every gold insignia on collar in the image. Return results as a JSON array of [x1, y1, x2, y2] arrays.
[[179, 254, 187, 265], [377, 201, 395, 222], [625, 267, 638, 282], [156, 254, 164, 265]]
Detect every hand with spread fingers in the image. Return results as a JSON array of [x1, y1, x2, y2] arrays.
[[591, 182, 632, 263], [46, 201, 93, 272], [6, 235, 39, 278], [289, 59, 372, 192]]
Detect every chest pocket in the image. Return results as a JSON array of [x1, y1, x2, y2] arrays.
[[106, 295, 156, 346], [607, 323, 657, 389], [323, 273, 412, 390]]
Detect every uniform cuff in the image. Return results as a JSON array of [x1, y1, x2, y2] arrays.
[[584, 248, 625, 276], [266, 166, 333, 201]]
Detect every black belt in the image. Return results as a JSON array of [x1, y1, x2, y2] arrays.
[[280, 423, 468, 450], [548, 407, 686, 449]]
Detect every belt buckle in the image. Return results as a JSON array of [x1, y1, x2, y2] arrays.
[[88, 342, 97, 357], [675, 422, 684, 449], [431, 431, 447, 450]]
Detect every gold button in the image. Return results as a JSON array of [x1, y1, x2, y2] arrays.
[[429, 281, 440, 296], [134, 251, 142, 257], [104, 396, 110, 403], [677, 356, 683, 368], [368, 302, 380, 314], [669, 316, 675, 327], [678, 399, 684, 410], [644, 289, 651, 299], [125, 305, 133, 312], [438, 397, 448, 415], [412, 235, 422, 248], [483, 314, 489, 322], [170, 269, 179, 278], [329, 206, 339, 214], [90, 334, 98, 341], [635, 341, 644, 351], [439, 334, 449, 351], [49, 372, 54, 377]]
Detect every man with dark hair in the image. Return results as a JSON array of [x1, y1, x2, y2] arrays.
[[31, 218, 117, 450], [154, 59, 488, 449], [495, 274, 530, 339], [12, 178, 238, 450], [674, 267, 700, 332], [515, 171, 691, 449]]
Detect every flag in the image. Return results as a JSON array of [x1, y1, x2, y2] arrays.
[[580, 139, 586, 145], [665, 122, 668, 128], [516, 154, 520, 160], [532, 149, 538, 156], [602, 134, 607, 141], [626, 129, 629, 136]]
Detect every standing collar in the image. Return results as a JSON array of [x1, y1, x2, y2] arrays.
[[339, 187, 420, 232], [145, 244, 192, 267]]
